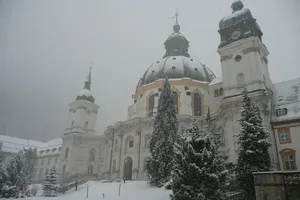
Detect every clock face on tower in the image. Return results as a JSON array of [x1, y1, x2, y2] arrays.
[[231, 30, 241, 40]]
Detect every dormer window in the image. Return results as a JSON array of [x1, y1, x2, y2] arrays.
[[276, 108, 288, 116], [278, 96, 284, 102]]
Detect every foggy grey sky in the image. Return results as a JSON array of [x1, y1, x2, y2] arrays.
[[0, 0, 299, 141]]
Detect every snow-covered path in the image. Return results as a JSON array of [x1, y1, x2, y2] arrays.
[[11, 181, 171, 200]]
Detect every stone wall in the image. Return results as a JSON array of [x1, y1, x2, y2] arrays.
[[253, 171, 300, 200]]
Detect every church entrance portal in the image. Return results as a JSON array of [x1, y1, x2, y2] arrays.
[[123, 157, 133, 180]]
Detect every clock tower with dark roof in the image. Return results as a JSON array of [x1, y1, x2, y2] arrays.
[[218, 0, 272, 99]]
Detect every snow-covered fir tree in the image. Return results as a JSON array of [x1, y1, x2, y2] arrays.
[[0, 165, 8, 197], [171, 120, 228, 200], [5, 151, 27, 198], [23, 148, 37, 185], [43, 167, 58, 197], [146, 78, 179, 188], [237, 89, 271, 199]]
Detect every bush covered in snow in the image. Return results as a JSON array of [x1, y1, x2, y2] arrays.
[[0, 148, 37, 198]]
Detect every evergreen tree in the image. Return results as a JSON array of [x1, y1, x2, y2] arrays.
[[5, 151, 27, 197], [0, 166, 8, 197], [43, 167, 58, 197], [23, 147, 37, 185], [171, 120, 228, 200], [146, 78, 179, 187], [237, 89, 271, 199]]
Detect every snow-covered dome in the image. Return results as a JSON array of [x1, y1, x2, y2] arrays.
[[136, 56, 215, 90], [136, 12, 215, 91], [76, 89, 95, 103]]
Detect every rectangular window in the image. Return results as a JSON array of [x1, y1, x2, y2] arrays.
[[276, 108, 288, 116], [129, 140, 134, 148], [283, 155, 296, 170], [48, 158, 51, 165], [278, 128, 291, 144]]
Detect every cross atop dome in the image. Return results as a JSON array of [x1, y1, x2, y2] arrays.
[[173, 9, 180, 33]]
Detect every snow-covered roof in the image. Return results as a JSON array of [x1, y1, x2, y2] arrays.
[[0, 135, 44, 154], [0, 135, 62, 156], [209, 76, 223, 86], [271, 77, 300, 123]]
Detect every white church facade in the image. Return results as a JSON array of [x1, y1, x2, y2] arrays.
[[1, 0, 300, 182]]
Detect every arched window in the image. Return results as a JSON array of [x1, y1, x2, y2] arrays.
[[148, 94, 155, 117], [112, 159, 116, 173], [84, 121, 89, 129], [193, 93, 202, 116], [71, 121, 74, 128], [64, 147, 69, 159], [89, 148, 95, 161], [214, 89, 219, 97], [280, 149, 297, 170], [172, 91, 179, 114], [237, 73, 245, 87], [88, 165, 93, 175], [144, 134, 151, 148]]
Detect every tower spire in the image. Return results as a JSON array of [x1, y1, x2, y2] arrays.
[[84, 63, 92, 90]]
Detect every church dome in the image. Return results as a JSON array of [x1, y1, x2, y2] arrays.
[[136, 56, 214, 89], [136, 12, 215, 91], [76, 89, 95, 103]]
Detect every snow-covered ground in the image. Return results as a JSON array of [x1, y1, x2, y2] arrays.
[[14, 181, 171, 200]]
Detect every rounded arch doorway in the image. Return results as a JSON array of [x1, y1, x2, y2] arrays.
[[123, 156, 133, 180]]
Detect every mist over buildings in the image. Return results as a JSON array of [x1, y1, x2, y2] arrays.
[[0, 0, 299, 141]]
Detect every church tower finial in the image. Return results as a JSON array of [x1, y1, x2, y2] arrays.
[[84, 63, 92, 90], [173, 9, 180, 33]]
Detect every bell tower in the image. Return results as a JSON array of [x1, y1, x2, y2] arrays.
[[65, 67, 99, 135], [218, 0, 272, 98], [217, 1, 278, 168]]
